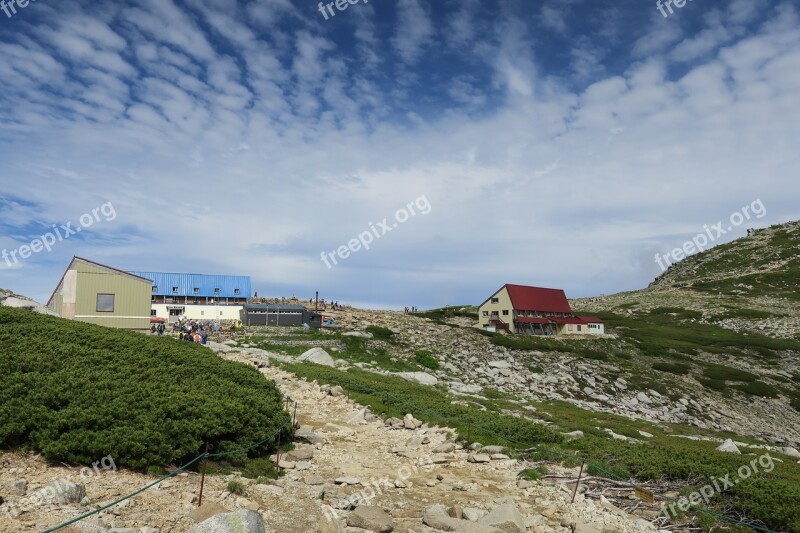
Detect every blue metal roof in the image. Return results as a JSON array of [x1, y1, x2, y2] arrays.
[[130, 272, 251, 299]]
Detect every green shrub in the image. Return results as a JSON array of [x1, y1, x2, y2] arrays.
[[702, 364, 758, 383], [733, 381, 779, 398], [528, 365, 544, 373], [365, 325, 395, 341], [791, 396, 800, 413], [0, 308, 291, 470], [414, 350, 440, 370], [518, 465, 548, 481], [699, 378, 727, 392], [227, 479, 246, 495], [652, 362, 691, 375]]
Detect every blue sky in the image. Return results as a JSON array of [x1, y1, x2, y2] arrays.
[[1, 0, 799, 309]]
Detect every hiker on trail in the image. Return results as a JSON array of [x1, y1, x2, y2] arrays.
[[151, 324, 156, 334]]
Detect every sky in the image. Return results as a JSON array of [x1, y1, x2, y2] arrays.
[[0, 0, 799, 310]]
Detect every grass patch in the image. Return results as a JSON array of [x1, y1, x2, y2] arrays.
[[226, 479, 247, 495], [699, 378, 727, 392], [414, 350, 440, 370], [652, 362, 691, 375], [365, 325, 396, 341], [733, 381, 780, 398], [702, 364, 758, 383]]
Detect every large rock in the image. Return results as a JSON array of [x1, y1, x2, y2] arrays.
[[346, 506, 394, 532], [0, 290, 58, 316], [33, 479, 85, 504], [189, 509, 265, 533], [298, 347, 335, 367], [394, 372, 438, 386], [295, 425, 326, 445], [423, 505, 503, 532], [716, 439, 741, 454], [478, 502, 525, 533]]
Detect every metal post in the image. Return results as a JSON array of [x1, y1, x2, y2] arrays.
[[292, 402, 298, 427], [571, 461, 585, 504], [275, 431, 282, 474], [198, 442, 212, 506]]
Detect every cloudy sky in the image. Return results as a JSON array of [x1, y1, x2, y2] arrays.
[[0, 0, 798, 309]]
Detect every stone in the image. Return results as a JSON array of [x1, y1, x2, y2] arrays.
[[188, 509, 265, 533], [295, 426, 326, 445], [468, 454, 491, 463], [716, 439, 741, 454], [463, 507, 487, 521], [298, 347, 336, 367], [35, 480, 86, 504], [488, 361, 512, 369], [638, 431, 654, 438], [189, 502, 230, 523], [394, 372, 438, 386], [285, 444, 315, 461], [432, 441, 456, 453], [481, 445, 504, 454], [346, 506, 394, 532], [564, 430, 584, 440], [778, 447, 800, 459], [334, 477, 361, 486], [423, 505, 503, 532], [8, 479, 27, 496], [329, 386, 345, 397], [478, 502, 526, 533], [348, 408, 368, 424]]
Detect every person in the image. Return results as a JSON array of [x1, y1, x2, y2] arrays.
[[151, 324, 156, 335]]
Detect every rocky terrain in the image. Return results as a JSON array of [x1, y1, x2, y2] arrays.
[[1, 353, 666, 533]]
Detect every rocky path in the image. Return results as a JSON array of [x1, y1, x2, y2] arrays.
[[1, 351, 664, 533]]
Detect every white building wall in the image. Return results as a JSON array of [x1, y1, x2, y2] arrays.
[[151, 304, 243, 321]]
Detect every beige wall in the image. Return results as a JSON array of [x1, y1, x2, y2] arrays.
[[52, 259, 152, 330], [477, 286, 517, 333]]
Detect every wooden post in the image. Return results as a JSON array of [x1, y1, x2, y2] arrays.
[[571, 461, 585, 504]]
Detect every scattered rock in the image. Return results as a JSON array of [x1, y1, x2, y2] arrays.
[[716, 439, 741, 454], [346, 506, 394, 532], [298, 347, 336, 367], [189, 509, 265, 533]]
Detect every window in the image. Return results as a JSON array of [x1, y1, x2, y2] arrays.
[[491, 297, 499, 303], [152, 285, 157, 292], [234, 288, 240, 295], [502, 310, 509, 316], [96, 294, 115, 312], [201, 311, 204, 316], [193, 287, 200, 294], [482, 311, 488, 317], [172, 287, 179, 294], [150, 309, 156, 316], [151, 295, 156, 302], [577, 325, 582, 332], [214, 288, 221, 295]]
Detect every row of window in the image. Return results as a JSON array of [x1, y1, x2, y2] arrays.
[[152, 285, 241, 295]]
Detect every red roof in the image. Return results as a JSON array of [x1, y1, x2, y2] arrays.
[[504, 284, 572, 314], [576, 315, 604, 324]]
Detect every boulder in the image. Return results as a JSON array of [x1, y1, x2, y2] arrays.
[[189, 509, 265, 533], [468, 454, 491, 463], [423, 505, 502, 532], [298, 347, 335, 367], [394, 372, 438, 386], [346, 506, 394, 532], [295, 426, 325, 445], [478, 502, 525, 533], [34, 479, 85, 504], [716, 439, 741, 454]]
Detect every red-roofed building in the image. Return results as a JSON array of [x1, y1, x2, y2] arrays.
[[477, 284, 604, 336]]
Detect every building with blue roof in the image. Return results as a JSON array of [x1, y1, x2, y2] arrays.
[[129, 271, 251, 322]]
